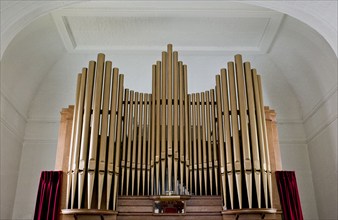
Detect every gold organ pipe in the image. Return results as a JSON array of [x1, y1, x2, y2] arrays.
[[184, 66, 190, 193], [228, 62, 242, 208], [126, 91, 135, 195], [161, 52, 167, 195], [201, 92, 208, 195], [66, 73, 81, 208], [179, 61, 185, 194], [258, 75, 272, 207], [112, 75, 124, 210], [87, 54, 105, 208], [205, 91, 214, 195], [143, 94, 149, 195], [252, 69, 268, 207], [64, 47, 276, 212], [71, 69, 87, 208], [244, 62, 262, 208], [120, 89, 130, 195], [131, 92, 140, 196], [196, 93, 203, 195], [215, 76, 227, 208], [220, 69, 234, 208], [106, 68, 119, 209], [173, 51, 179, 193], [78, 61, 96, 208], [235, 55, 252, 208], [155, 61, 161, 195], [192, 94, 198, 194], [137, 94, 144, 196], [167, 44, 173, 192], [210, 89, 219, 195], [97, 61, 112, 209], [151, 66, 156, 195]]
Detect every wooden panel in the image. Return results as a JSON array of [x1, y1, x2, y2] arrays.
[[117, 206, 154, 213], [56, 107, 74, 212]]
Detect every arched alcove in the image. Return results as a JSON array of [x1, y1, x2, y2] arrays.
[[1, 1, 336, 219]]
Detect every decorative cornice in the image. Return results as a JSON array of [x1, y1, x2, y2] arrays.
[[23, 138, 58, 144]]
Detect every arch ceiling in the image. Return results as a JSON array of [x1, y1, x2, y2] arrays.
[[1, 1, 337, 219], [1, 1, 336, 120]]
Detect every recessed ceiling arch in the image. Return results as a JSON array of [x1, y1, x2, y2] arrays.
[[1, 1, 337, 58]]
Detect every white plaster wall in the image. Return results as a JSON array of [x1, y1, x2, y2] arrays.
[[0, 15, 65, 117], [269, 16, 337, 220], [0, 93, 26, 219], [306, 90, 337, 220]]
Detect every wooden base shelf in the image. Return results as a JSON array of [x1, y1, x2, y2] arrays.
[[60, 196, 282, 220], [62, 209, 118, 215], [222, 208, 282, 220], [61, 209, 118, 220]]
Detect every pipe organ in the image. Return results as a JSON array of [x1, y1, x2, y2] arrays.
[[56, 44, 282, 219]]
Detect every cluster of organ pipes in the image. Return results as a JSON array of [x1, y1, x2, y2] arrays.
[[66, 44, 272, 211]]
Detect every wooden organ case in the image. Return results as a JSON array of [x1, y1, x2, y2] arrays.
[[55, 45, 283, 220]]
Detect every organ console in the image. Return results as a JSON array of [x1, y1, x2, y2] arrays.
[[55, 44, 283, 220]]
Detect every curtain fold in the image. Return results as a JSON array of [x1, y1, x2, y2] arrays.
[[275, 171, 304, 220], [34, 171, 62, 220]]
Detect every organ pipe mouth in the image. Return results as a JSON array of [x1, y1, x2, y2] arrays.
[[65, 44, 272, 211]]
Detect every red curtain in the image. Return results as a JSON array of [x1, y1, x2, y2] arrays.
[[275, 171, 304, 220], [34, 171, 62, 220]]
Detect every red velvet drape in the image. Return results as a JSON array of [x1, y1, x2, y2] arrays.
[[34, 171, 62, 220], [275, 171, 304, 220]]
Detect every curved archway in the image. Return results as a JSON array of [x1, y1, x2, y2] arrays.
[[1, 1, 337, 57], [1, 2, 336, 220]]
